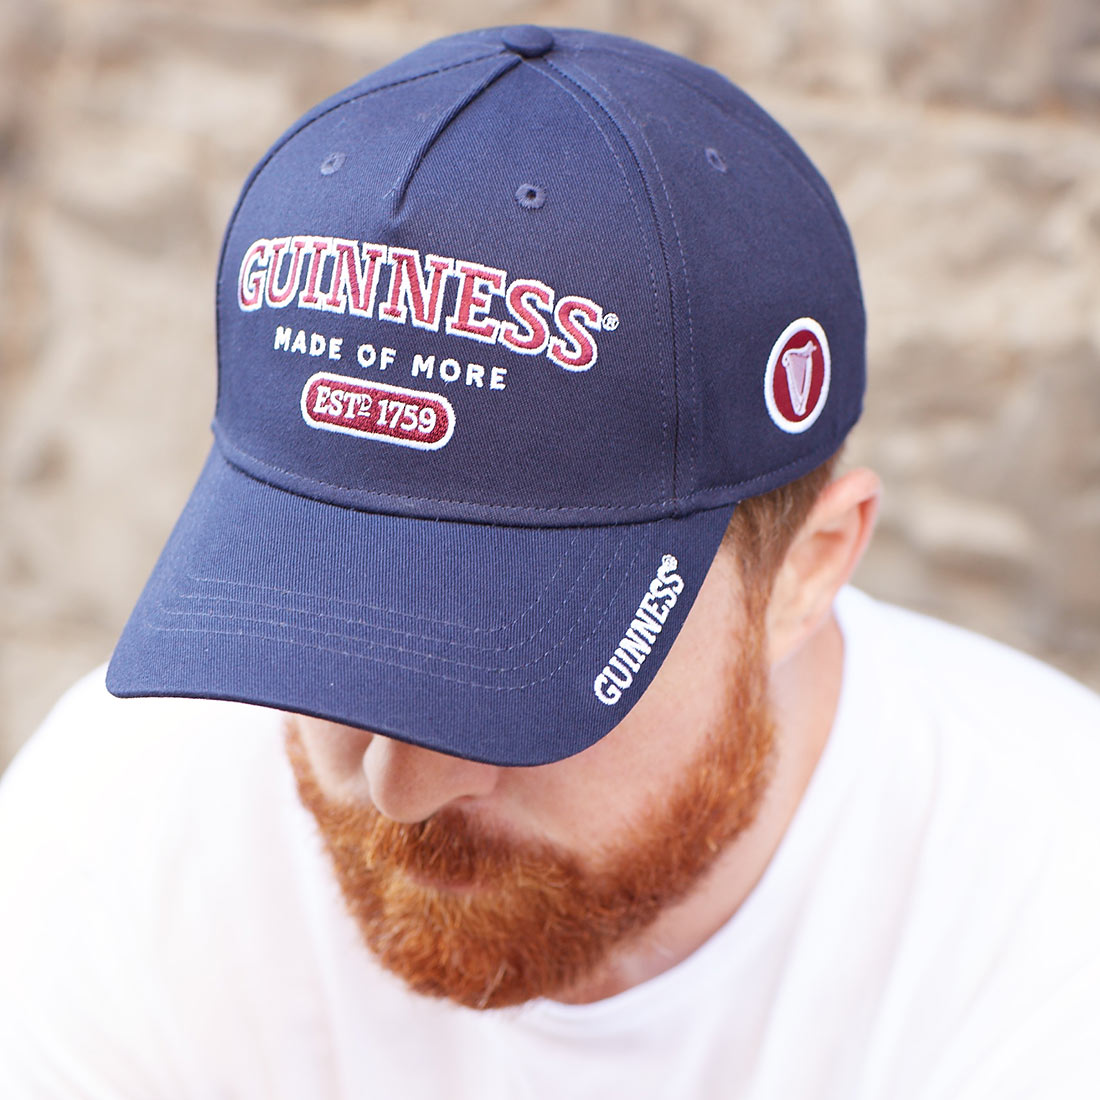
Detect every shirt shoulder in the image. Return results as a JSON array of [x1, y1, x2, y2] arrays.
[[836, 587, 1100, 780], [0, 671, 339, 1097], [737, 592, 1099, 1097]]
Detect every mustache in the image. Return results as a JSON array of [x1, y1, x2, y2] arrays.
[[369, 810, 583, 890], [287, 733, 585, 891]]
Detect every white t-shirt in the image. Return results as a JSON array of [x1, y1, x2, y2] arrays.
[[2, 589, 1099, 1098]]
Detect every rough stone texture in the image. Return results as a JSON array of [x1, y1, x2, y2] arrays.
[[3, 0, 1099, 771]]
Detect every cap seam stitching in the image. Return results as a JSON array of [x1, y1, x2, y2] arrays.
[[145, 541, 645, 680], [574, 44, 863, 283], [169, 533, 606, 643], [536, 57, 675, 496], [142, 622, 598, 691], [564, 57, 700, 496], [215, 423, 851, 516], [389, 53, 521, 215], [214, 48, 506, 412]]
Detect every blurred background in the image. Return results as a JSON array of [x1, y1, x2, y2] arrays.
[[2, 0, 1099, 773]]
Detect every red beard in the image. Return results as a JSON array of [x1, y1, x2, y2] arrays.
[[286, 615, 773, 1009]]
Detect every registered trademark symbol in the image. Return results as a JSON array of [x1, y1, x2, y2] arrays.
[[602, 312, 620, 331]]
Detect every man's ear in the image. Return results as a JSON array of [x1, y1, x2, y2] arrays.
[[766, 467, 881, 665]]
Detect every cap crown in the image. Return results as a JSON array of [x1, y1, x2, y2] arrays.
[[215, 27, 864, 525]]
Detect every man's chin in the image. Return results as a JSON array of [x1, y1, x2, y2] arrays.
[[399, 868, 482, 894], [283, 618, 773, 1010], [291, 773, 770, 1006]]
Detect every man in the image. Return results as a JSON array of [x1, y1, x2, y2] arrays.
[[2, 24, 1099, 1097]]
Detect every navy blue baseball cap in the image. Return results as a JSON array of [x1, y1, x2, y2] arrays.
[[106, 26, 864, 765]]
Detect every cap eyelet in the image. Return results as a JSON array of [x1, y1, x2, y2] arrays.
[[516, 183, 547, 210], [320, 152, 347, 176], [704, 147, 727, 173]]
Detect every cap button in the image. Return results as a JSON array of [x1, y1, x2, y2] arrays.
[[501, 25, 554, 59]]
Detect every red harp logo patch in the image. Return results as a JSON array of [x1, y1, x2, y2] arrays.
[[764, 318, 831, 434]]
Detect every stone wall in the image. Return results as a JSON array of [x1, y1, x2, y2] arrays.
[[3, 0, 1098, 770]]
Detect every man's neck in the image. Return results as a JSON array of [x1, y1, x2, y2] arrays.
[[551, 612, 845, 1005]]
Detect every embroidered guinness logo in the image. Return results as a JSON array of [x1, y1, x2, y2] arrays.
[[593, 555, 684, 706]]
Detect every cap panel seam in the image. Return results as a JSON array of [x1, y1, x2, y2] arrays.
[[213, 426, 845, 518], [219, 429, 670, 513], [214, 48, 506, 413], [569, 44, 863, 285], [536, 58, 675, 496], [214, 428, 678, 514], [389, 53, 521, 215], [562, 56, 700, 499], [220, 48, 507, 247]]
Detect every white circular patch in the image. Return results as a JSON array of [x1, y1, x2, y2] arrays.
[[763, 317, 831, 434]]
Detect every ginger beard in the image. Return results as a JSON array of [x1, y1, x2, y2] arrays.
[[286, 609, 774, 1011]]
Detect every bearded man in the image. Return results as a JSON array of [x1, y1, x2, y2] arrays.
[[2, 25, 1099, 1099]]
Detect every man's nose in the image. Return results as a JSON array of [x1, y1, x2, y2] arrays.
[[362, 734, 501, 823]]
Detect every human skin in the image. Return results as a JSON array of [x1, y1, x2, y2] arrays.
[[295, 468, 880, 1003]]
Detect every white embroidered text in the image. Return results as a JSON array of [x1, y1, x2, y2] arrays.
[[593, 555, 684, 706]]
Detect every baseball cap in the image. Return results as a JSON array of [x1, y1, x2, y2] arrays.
[[106, 26, 865, 765]]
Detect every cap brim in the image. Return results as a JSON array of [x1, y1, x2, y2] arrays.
[[107, 447, 735, 765]]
